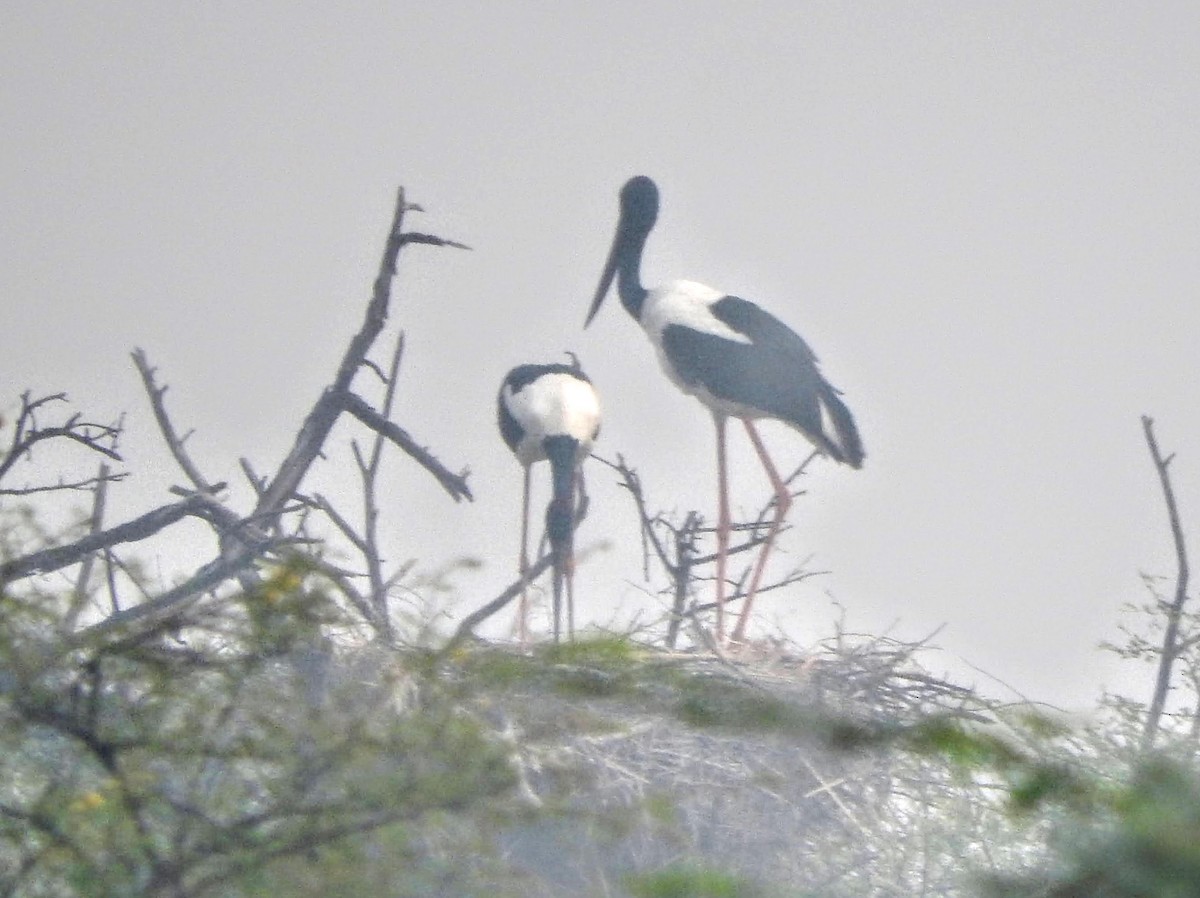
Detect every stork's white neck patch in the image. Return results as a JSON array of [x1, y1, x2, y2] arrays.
[[639, 280, 753, 346]]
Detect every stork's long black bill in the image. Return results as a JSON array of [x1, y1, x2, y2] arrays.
[[584, 227, 621, 327], [587, 177, 657, 326], [544, 435, 579, 643]]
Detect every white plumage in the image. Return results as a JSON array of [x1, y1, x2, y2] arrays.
[[497, 359, 601, 644], [501, 372, 602, 467], [639, 280, 753, 347]]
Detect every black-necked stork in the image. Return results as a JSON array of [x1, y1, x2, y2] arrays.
[[585, 175, 864, 644], [497, 356, 602, 643]]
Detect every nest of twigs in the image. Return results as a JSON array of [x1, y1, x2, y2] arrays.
[[430, 628, 1032, 898]]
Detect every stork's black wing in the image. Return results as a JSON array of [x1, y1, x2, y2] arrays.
[[661, 296, 863, 466]]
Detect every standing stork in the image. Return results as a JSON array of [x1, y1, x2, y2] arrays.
[[584, 176, 864, 644], [497, 355, 601, 644]]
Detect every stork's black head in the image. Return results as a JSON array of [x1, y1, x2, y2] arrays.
[[586, 175, 658, 327], [619, 176, 659, 233]]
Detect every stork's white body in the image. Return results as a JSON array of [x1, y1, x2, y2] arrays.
[[501, 372, 602, 466], [497, 360, 600, 644]]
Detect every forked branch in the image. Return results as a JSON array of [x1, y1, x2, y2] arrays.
[[254, 187, 473, 520], [0, 391, 125, 492], [62, 185, 473, 638]]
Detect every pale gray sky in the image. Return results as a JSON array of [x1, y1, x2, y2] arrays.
[[4, 4, 1199, 707]]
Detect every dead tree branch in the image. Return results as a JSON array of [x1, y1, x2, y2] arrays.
[[65, 462, 111, 630], [441, 554, 556, 656], [596, 451, 820, 647], [1140, 415, 1191, 751], [6, 186, 473, 652], [0, 471, 127, 497], [338, 391, 472, 502], [309, 493, 371, 556], [81, 543, 270, 644], [442, 489, 593, 653], [252, 187, 472, 522], [70, 186, 472, 638], [354, 328, 408, 639], [0, 391, 124, 491], [0, 492, 262, 584], [132, 348, 214, 493]]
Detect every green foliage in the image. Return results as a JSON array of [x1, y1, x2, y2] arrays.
[[9, 496, 1200, 897], [893, 710, 1200, 898], [626, 865, 763, 898], [675, 676, 817, 735], [901, 716, 1095, 813], [540, 633, 641, 667], [980, 757, 1200, 898], [0, 558, 516, 897], [542, 635, 644, 697], [456, 646, 542, 687]]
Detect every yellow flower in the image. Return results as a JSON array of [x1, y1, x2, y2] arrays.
[[70, 791, 105, 812]]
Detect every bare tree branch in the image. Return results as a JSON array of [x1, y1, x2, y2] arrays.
[[79, 543, 268, 644], [691, 564, 827, 617], [0, 471, 127, 497], [0, 391, 124, 487], [252, 187, 473, 524], [0, 486, 291, 588], [8, 187, 475, 648], [239, 457, 267, 499], [399, 232, 472, 250], [132, 348, 214, 492], [65, 463, 111, 631], [338, 391, 472, 502], [1140, 415, 1191, 751], [309, 493, 370, 556], [1, 494, 211, 583], [596, 450, 822, 647], [440, 553, 556, 656], [301, 556, 378, 625], [356, 329, 408, 638], [442, 489, 593, 653]]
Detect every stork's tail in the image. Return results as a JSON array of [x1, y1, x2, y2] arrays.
[[817, 381, 865, 469]]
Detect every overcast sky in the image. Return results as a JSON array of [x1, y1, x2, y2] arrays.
[[4, 3, 1199, 708]]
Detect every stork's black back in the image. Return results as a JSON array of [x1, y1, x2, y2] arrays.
[[661, 296, 865, 467]]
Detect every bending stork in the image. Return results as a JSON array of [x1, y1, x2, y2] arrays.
[[497, 356, 601, 643], [584, 175, 863, 644]]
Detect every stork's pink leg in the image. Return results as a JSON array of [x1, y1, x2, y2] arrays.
[[517, 464, 532, 646], [713, 413, 730, 643], [731, 419, 793, 643]]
